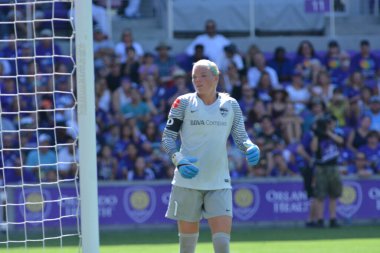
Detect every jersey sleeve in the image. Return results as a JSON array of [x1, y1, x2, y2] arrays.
[[161, 95, 189, 158], [230, 98, 250, 152]]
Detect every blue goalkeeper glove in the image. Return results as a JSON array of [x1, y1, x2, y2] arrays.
[[172, 152, 199, 179], [243, 140, 260, 166], [178, 157, 199, 179]]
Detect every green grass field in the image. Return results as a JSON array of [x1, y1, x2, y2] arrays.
[[1, 225, 379, 253]]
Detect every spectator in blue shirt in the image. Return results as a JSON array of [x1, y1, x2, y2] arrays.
[[179, 44, 208, 74], [127, 156, 155, 180], [97, 145, 118, 180], [25, 134, 57, 182], [358, 130, 380, 174], [36, 29, 63, 73], [350, 40, 379, 82], [293, 40, 321, 84], [365, 96, 380, 131], [1, 77, 17, 113], [267, 151, 298, 177], [154, 41, 177, 86], [268, 46, 293, 84], [346, 152, 373, 177], [119, 142, 139, 178], [346, 115, 371, 153], [121, 88, 153, 130], [322, 40, 341, 74], [1, 33, 16, 74], [330, 51, 351, 88]]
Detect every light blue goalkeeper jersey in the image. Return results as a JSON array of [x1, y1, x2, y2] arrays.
[[162, 93, 249, 190]]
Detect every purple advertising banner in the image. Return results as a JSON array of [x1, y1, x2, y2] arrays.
[[14, 179, 380, 227], [305, 0, 330, 13]]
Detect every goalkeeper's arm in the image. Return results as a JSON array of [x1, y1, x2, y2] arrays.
[[229, 98, 260, 165], [161, 118, 199, 179], [162, 96, 188, 157], [161, 96, 199, 178]]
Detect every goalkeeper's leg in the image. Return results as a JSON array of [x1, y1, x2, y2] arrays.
[[208, 216, 231, 253], [166, 187, 202, 253], [178, 221, 199, 253]]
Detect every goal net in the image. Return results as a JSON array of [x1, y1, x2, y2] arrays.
[[0, 0, 83, 250]]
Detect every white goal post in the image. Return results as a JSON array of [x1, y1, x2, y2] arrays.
[[75, 0, 100, 253], [0, 0, 100, 252]]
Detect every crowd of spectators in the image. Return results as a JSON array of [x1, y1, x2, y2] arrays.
[[0, 4, 380, 185], [91, 19, 380, 181], [0, 2, 77, 185]]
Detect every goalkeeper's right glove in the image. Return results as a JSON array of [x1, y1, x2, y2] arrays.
[[172, 152, 199, 179]]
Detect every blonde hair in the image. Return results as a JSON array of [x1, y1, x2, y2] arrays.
[[193, 59, 220, 76]]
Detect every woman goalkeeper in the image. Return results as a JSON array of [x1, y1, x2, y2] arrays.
[[161, 59, 260, 253]]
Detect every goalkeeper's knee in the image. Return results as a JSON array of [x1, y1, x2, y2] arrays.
[[179, 233, 198, 253], [212, 232, 230, 253]]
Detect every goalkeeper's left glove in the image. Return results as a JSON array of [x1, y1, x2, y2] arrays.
[[243, 140, 260, 166]]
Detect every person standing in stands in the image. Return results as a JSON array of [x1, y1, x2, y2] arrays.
[[311, 114, 344, 228], [185, 20, 231, 68], [162, 59, 260, 253]]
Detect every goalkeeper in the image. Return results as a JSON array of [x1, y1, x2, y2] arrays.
[[162, 59, 260, 253]]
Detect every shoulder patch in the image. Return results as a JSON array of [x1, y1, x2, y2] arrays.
[[172, 98, 181, 108]]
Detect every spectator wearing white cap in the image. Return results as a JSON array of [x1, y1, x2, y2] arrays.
[[25, 134, 57, 182]]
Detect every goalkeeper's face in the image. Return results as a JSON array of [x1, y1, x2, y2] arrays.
[[192, 65, 218, 96]]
